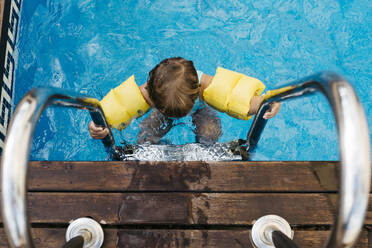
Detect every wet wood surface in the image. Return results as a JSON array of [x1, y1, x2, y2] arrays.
[[0, 161, 370, 247], [27, 161, 342, 192], [3, 192, 371, 225]]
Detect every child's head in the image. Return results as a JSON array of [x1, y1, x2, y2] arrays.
[[147, 57, 199, 118]]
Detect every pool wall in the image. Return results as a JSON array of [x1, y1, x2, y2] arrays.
[[0, 0, 21, 153]]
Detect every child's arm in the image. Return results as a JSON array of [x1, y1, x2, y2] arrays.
[[88, 82, 153, 140], [200, 73, 280, 119]]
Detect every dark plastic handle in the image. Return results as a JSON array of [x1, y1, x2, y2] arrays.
[[62, 236, 84, 248]]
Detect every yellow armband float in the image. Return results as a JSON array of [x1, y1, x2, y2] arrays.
[[100, 76, 150, 130], [203, 67, 266, 120]]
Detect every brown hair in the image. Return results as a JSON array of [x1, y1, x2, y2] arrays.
[[147, 57, 199, 118]]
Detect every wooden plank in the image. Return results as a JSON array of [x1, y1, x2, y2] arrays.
[[2, 193, 368, 225], [0, 228, 368, 247], [114, 229, 369, 248], [27, 161, 342, 191]]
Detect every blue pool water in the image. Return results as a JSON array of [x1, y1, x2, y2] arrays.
[[15, 0, 372, 161]]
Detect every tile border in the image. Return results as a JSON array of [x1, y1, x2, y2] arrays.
[[0, 0, 21, 153]]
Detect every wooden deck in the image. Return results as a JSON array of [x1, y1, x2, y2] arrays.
[[1, 161, 371, 247]]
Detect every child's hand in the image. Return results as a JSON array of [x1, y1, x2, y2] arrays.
[[263, 102, 281, 119], [88, 121, 109, 139]]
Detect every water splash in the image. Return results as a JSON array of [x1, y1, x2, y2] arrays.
[[116, 142, 242, 161]]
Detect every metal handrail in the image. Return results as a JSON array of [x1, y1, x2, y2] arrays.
[[246, 71, 371, 247], [1, 87, 117, 247]]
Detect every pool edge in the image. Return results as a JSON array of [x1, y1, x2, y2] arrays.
[[0, 0, 21, 153]]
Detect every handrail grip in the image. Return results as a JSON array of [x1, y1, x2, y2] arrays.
[[246, 71, 371, 247], [1, 87, 116, 247]]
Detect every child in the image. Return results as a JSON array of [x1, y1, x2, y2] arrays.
[[88, 57, 280, 143]]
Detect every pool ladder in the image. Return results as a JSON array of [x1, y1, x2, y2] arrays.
[[1, 72, 370, 247]]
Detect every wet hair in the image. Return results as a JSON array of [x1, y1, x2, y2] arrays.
[[147, 57, 199, 118]]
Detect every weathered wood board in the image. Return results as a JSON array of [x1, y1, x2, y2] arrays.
[[27, 161, 342, 192], [0, 161, 369, 247], [1, 192, 363, 225]]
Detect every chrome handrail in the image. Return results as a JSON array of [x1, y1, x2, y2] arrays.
[[246, 71, 371, 247], [1, 87, 117, 247]]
